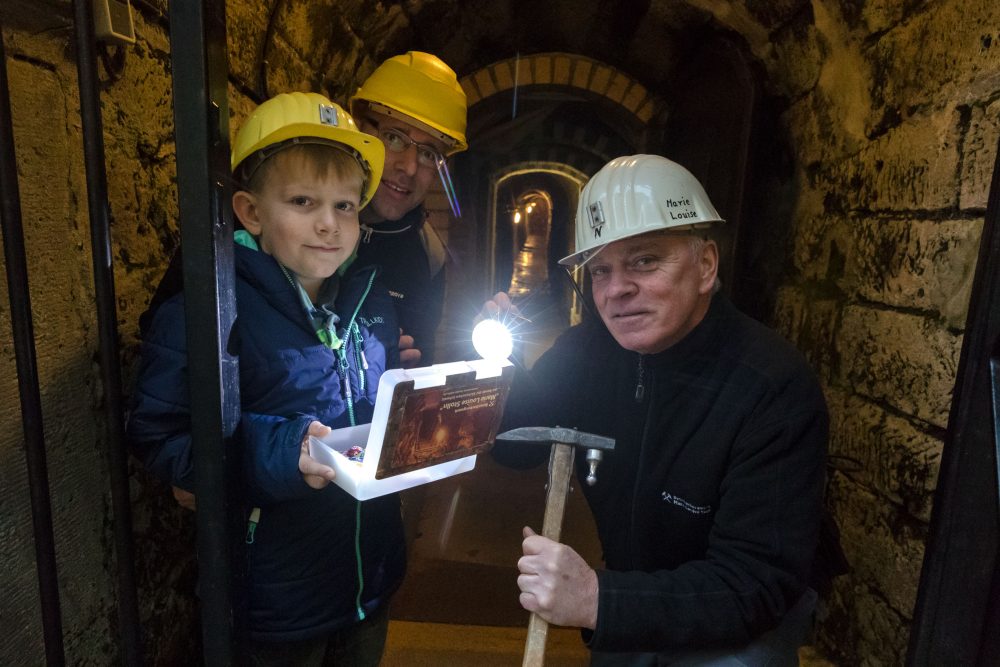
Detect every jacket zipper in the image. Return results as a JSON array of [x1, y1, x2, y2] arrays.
[[635, 355, 646, 403], [335, 269, 377, 427], [629, 354, 652, 568], [246, 267, 378, 604], [334, 268, 377, 622]]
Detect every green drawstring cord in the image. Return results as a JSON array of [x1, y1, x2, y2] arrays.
[[337, 269, 376, 622], [354, 500, 365, 620], [318, 327, 343, 350], [245, 507, 261, 544], [338, 271, 375, 621]]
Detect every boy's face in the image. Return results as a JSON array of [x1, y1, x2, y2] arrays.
[[234, 154, 363, 300]]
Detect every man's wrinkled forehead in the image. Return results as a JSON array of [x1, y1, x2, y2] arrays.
[[605, 230, 695, 257]]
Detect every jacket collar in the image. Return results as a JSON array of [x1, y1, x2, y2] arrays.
[[642, 293, 733, 367], [233, 242, 377, 335], [360, 205, 426, 239]]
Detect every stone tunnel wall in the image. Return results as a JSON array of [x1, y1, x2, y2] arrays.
[[730, 0, 999, 664], [0, 0, 998, 664]]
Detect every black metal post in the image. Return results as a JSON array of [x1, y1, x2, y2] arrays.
[[0, 20, 66, 667], [907, 137, 1000, 664], [70, 1, 142, 663], [168, 1, 242, 665]]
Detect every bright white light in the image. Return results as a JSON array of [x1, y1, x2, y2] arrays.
[[472, 319, 513, 361], [526, 203, 535, 213], [513, 211, 522, 224]]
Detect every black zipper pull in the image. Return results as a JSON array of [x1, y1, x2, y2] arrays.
[[635, 355, 645, 403]]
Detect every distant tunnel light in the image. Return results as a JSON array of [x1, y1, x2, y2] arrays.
[[513, 210, 522, 224]]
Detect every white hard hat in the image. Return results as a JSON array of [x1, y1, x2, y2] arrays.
[[560, 154, 725, 266]]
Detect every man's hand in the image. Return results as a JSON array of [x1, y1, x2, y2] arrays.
[[477, 291, 519, 325], [172, 486, 196, 511], [299, 421, 336, 489], [474, 292, 528, 362], [399, 330, 422, 368], [517, 526, 599, 629]]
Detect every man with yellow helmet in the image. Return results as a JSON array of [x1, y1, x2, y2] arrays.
[[349, 51, 468, 366]]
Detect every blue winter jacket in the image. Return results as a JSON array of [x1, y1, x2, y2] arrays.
[[127, 242, 405, 641]]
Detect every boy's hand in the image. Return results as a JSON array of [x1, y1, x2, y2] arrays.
[[399, 330, 422, 368], [173, 486, 196, 511], [299, 421, 336, 489]]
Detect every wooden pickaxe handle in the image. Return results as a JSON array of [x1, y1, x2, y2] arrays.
[[523, 442, 576, 667]]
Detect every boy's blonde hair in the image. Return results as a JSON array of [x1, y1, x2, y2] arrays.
[[239, 142, 365, 196]]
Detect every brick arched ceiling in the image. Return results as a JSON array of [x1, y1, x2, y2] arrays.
[[238, 1, 785, 124], [460, 53, 664, 180], [229, 0, 818, 184]]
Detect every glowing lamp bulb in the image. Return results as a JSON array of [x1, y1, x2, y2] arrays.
[[472, 319, 513, 361]]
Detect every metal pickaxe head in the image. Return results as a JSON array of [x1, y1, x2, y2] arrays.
[[495, 426, 615, 486]]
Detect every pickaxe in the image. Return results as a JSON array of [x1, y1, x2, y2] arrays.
[[495, 426, 616, 667]]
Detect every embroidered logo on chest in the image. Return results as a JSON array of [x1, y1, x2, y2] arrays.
[[661, 492, 712, 515]]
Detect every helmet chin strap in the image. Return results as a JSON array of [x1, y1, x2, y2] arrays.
[[561, 265, 598, 320], [435, 155, 461, 218]]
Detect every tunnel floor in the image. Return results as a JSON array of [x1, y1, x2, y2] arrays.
[[383, 227, 595, 664]]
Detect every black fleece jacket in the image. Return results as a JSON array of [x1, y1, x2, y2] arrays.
[[354, 206, 446, 364], [495, 294, 828, 652]]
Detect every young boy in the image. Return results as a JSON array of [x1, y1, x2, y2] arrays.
[[127, 92, 403, 665]]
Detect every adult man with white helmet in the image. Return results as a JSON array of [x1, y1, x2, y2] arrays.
[[490, 155, 828, 664], [349, 51, 468, 366]]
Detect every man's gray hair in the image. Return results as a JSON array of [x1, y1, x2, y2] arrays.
[[686, 234, 722, 294]]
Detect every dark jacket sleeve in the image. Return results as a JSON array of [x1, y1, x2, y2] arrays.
[[126, 296, 196, 490], [589, 378, 828, 651], [127, 295, 326, 505], [240, 412, 322, 506], [497, 316, 828, 651], [407, 263, 445, 365]]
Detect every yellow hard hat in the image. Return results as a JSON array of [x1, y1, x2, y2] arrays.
[[351, 51, 468, 155], [231, 92, 385, 206]]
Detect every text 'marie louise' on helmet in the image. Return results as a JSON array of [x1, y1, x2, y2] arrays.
[[230, 91, 385, 207], [561, 154, 726, 267]]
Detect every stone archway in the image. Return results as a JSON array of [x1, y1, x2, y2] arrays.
[[489, 164, 586, 326], [461, 52, 663, 130]]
